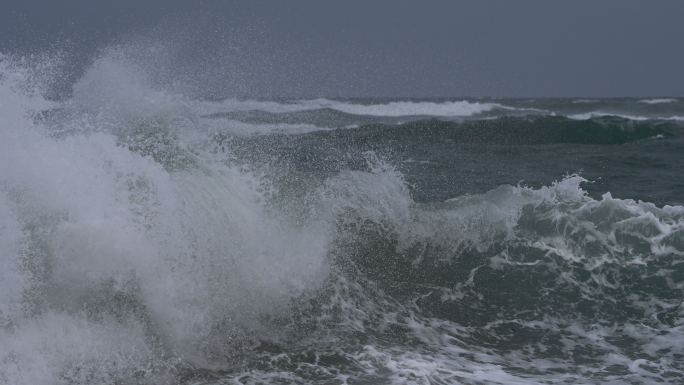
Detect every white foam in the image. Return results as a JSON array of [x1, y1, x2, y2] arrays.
[[321, 99, 500, 117], [637, 98, 678, 104], [0, 312, 173, 384], [191, 98, 503, 117]]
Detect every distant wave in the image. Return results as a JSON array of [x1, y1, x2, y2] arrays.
[[571, 99, 600, 104], [637, 98, 678, 104], [192, 98, 504, 117], [568, 111, 684, 121], [315, 100, 500, 117], [327, 116, 670, 145]]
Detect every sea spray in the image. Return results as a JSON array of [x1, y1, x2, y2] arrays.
[[0, 53, 331, 383]]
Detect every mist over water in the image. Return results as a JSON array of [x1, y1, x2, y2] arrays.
[[1, 37, 684, 385]]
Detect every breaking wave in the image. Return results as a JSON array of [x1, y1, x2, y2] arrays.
[[1, 50, 684, 384]]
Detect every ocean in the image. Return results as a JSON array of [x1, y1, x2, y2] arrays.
[[1, 52, 683, 384]]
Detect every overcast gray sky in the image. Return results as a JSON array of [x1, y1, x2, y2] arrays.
[[2, 0, 683, 98]]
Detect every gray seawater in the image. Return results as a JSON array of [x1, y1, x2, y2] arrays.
[[1, 53, 684, 385]]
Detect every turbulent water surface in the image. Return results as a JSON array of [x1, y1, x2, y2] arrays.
[[1, 52, 684, 384]]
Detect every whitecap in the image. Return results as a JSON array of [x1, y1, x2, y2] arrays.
[[637, 98, 678, 104], [191, 98, 505, 117]]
